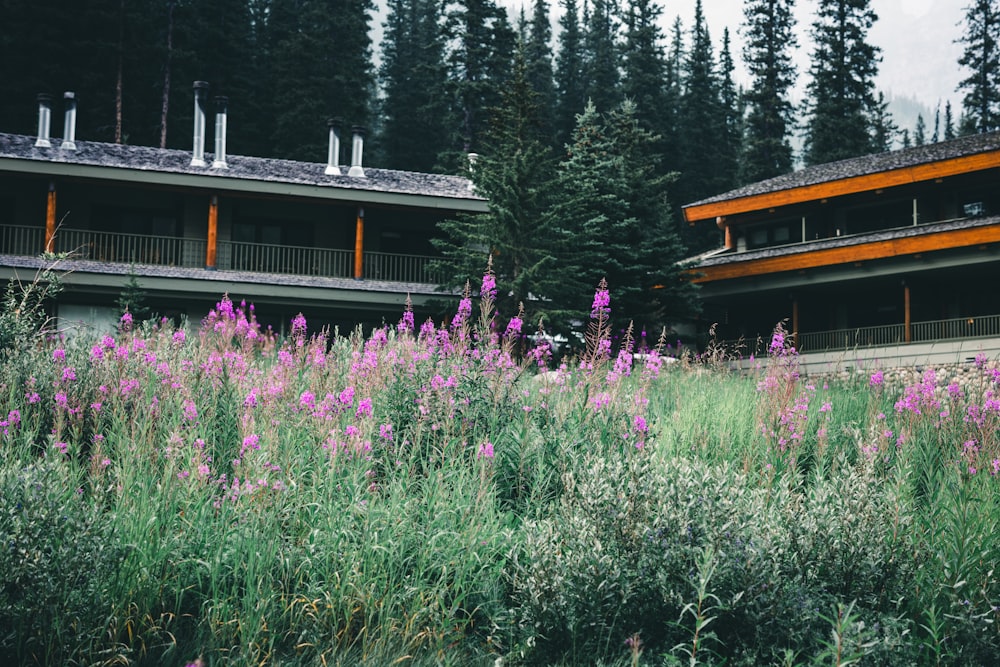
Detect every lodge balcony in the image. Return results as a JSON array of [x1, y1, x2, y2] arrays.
[[0, 224, 444, 285]]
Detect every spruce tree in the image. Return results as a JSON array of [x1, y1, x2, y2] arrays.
[[524, 0, 556, 140], [945, 100, 957, 139], [432, 44, 557, 323], [620, 0, 670, 138], [677, 0, 725, 252], [554, 0, 586, 147], [932, 102, 941, 142], [957, 0, 1000, 134], [716, 28, 742, 190], [869, 91, 897, 152], [379, 0, 451, 171], [914, 113, 927, 145], [740, 0, 798, 182], [444, 0, 516, 161], [802, 0, 881, 165], [581, 0, 621, 114]]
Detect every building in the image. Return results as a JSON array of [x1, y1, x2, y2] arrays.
[[0, 88, 487, 335], [683, 132, 1000, 370]]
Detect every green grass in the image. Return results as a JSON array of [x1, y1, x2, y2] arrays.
[[1, 296, 999, 666]]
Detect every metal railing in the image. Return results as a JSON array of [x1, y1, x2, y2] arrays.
[[220, 240, 354, 278], [59, 228, 206, 268], [796, 314, 1000, 352], [363, 251, 443, 284], [1, 226, 443, 285], [0, 225, 45, 256]]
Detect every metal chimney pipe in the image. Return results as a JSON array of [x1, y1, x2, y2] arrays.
[[35, 94, 53, 147], [191, 81, 209, 167], [325, 118, 343, 176], [211, 95, 229, 169], [60, 92, 77, 150], [348, 125, 366, 178]]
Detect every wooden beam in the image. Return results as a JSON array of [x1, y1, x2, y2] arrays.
[[206, 194, 218, 269], [904, 284, 911, 343], [44, 181, 56, 253], [353, 206, 364, 279], [690, 224, 1000, 283], [684, 151, 1000, 223]]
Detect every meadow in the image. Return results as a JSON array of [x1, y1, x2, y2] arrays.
[[1, 272, 998, 666]]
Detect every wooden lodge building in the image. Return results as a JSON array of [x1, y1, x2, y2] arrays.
[[683, 132, 1000, 369], [0, 88, 487, 335]]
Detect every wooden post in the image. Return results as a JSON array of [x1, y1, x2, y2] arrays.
[[792, 298, 799, 349], [354, 206, 364, 279], [904, 284, 911, 343], [206, 194, 218, 269], [45, 181, 56, 253]]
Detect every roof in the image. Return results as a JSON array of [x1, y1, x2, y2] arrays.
[[689, 214, 1000, 283], [0, 132, 488, 211], [684, 132, 1000, 223]]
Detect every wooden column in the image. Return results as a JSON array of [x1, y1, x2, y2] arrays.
[[791, 298, 799, 348], [904, 284, 911, 343], [45, 181, 56, 253], [353, 206, 365, 279], [206, 195, 218, 270]]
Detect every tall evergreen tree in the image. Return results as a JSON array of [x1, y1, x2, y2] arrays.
[[932, 102, 941, 142], [957, 0, 1000, 134], [869, 90, 897, 152], [524, 0, 556, 140], [716, 28, 742, 190], [432, 44, 557, 322], [802, 0, 881, 165], [945, 100, 957, 139], [914, 113, 927, 145], [581, 0, 621, 113], [620, 0, 669, 138], [269, 0, 374, 161], [444, 0, 516, 160], [554, 0, 586, 147], [740, 0, 797, 182], [379, 0, 451, 171], [677, 0, 725, 252]]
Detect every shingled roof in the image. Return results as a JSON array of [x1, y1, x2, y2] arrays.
[[684, 131, 1000, 218], [0, 132, 485, 208]]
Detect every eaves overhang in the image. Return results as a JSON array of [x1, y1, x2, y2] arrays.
[[689, 217, 1000, 284], [683, 150, 1000, 224], [0, 156, 489, 212]]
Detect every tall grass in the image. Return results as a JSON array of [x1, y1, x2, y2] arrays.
[[1, 270, 998, 666]]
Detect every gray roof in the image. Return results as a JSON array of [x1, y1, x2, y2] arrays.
[[694, 214, 1000, 268], [0, 132, 485, 207], [686, 131, 1000, 209]]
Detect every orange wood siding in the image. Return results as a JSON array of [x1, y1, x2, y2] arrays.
[[684, 151, 1000, 223], [691, 224, 1000, 283]]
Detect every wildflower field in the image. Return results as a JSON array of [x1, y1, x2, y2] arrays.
[[1, 274, 999, 666]]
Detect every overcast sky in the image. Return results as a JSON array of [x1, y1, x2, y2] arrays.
[[498, 0, 966, 111]]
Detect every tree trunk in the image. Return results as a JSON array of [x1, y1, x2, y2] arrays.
[[160, 0, 176, 148]]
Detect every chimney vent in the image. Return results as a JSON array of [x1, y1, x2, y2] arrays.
[[35, 94, 53, 148], [211, 96, 229, 169], [325, 118, 343, 176], [61, 92, 77, 151], [191, 81, 209, 167], [348, 125, 366, 178]]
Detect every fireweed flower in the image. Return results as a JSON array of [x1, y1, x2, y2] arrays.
[[120, 311, 133, 330], [477, 440, 495, 459], [52, 348, 66, 362], [356, 398, 374, 418], [591, 286, 610, 318], [339, 386, 355, 406], [61, 366, 77, 382], [481, 272, 497, 300], [505, 315, 523, 337], [870, 370, 884, 387]]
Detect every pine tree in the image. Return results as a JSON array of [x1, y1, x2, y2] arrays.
[[524, 0, 556, 139], [740, 0, 797, 182], [554, 0, 586, 147], [945, 100, 957, 139], [869, 91, 897, 152], [432, 45, 558, 322], [379, 0, 451, 171], [269, 0, 374, 161], [677, 0, 725, 252], [551, 101, 698, 334], [957, 0, 1000, 134], [581, 0, 620, 114], [716, 28, 742, 190], [620, 0, 670, 138], [932, 102, 941, 142], [914, 113, 927, 145], [802, 0, 881, 165]]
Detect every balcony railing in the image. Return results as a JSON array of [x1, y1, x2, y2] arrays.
[[1, 225, 443, 285], [796, 314, 1000, 352], [220, 240, 354, 278], [59, 228, 207, 268], [363, 250, 444, 284]]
